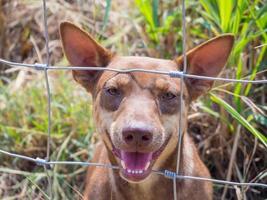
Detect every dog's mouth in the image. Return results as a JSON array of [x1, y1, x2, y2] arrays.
[[112, 140, 169, 182]]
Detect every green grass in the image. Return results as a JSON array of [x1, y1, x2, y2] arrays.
[[210, 93, 267, 148], [198, 0, 267, 148], [0, 72, 93, 134], [0, 71, 95, 198], [135, 0, 267, 147]]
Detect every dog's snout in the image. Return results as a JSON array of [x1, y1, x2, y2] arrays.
[[122, 127, 153, 147]]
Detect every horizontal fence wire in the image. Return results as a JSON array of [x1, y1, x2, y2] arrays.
[[0, 148, 266, 188], [0, 58, 267, 84], [0, 0, 267, 199]]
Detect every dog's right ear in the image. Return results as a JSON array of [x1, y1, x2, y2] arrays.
[[60, 22, 113, 92], [175, 35, 234, 100]]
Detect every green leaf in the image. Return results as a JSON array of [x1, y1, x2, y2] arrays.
[[152, 0, 159, 27], [217, 0, 234, 32], [210, 93, 267, 148], [199, 0, 220, 26], [102, 0, 112, 32]]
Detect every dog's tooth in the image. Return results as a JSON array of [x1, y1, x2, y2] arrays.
[[139, 170, 143, 174], [127, 169, 131, 173], [145, 161, 150, 171], [121, 160, 126, 169]]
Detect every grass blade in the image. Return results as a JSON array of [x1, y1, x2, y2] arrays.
[[217, 0, 234, 32], [210, 93, 267, 148], [152, 0, 159, 27], [102, 0, 112, 32]]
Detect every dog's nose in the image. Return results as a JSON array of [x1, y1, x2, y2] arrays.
[[122, 127, 153, 146]]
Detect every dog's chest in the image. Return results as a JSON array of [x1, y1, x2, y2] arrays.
[[110, 172, 176, 200]]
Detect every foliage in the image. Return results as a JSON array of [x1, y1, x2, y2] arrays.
[[135, 0, 267, 147], [134, 0, 182, 57], [0, 72, 94, 198], [199, 0, 267, 147]]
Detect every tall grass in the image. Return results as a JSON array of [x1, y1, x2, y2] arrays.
[[199, 0, 267, 147], [135, 0, 267, 147], [0, 71, 94, 198], [134, 0, 182, 57]]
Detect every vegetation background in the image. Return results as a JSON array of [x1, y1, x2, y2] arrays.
[[0, 0, 266, 199]]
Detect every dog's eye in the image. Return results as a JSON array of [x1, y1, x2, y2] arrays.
[[160, 92, 176, 101], [101, 87, 123, 111], [106, 87, 121, 96]]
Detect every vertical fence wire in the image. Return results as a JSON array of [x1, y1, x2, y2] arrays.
[[42, 0, 53, 199], [173, 0, 187, 199]]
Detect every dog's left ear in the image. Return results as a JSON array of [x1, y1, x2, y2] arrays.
[[175, 34, 234, 100]]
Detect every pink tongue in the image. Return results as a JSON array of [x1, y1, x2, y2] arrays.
[[121, 151, 152, 170]]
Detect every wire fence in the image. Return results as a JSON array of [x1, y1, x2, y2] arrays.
[[0, 0, 266, 199]]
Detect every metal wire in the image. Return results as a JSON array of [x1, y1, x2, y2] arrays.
[[0, 149, 119, 170], [174, 0, 187, 199], [0, 59, 267, 84], [42, 0, 53, 199], [157, 170, 267, 188], [0, 148, 266, 188], [0, 0, 266, 199], [42, 0, 51, 162]]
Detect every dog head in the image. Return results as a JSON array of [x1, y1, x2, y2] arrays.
[[60, 22, 234, 182]]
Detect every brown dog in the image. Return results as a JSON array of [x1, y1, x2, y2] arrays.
[[60, 22, 234, 200]]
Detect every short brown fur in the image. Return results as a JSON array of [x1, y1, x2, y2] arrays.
[[60, 22, 234, 200]]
